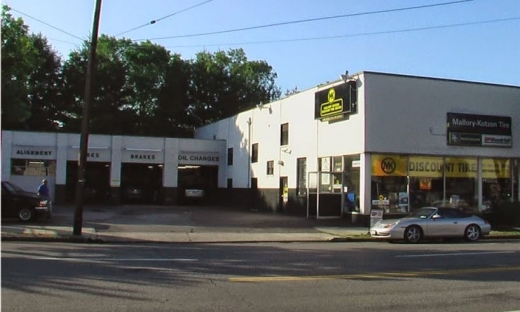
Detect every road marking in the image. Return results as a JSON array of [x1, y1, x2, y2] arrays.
[[27, 256, 198, 262], [229, 266, 520, 283], [395, 251, 516, 258]]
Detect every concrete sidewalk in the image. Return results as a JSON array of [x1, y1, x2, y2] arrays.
[[1, 204, 371, 243]]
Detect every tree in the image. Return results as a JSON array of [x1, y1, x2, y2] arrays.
[[59, 35, 135, 134], [188, 48, 281, 127], [25, 34, 64, 131], [1, 5, 37, 128]]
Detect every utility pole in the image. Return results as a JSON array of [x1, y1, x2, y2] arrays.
[[73, 0, 103, 236]]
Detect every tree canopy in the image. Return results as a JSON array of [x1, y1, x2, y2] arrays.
[[0, 5, 282, 137]]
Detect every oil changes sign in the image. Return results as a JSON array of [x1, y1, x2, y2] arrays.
[[447, 113, 512, 147], [314, 81, 355, 120]]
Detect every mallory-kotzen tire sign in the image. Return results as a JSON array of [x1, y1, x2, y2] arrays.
[[447, 113, 512, 147]]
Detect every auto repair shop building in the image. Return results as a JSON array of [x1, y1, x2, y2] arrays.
[[1, 131, 226, 205], [194, 71, 520, 222]]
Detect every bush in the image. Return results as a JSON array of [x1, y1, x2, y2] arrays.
[[480, 201, 520, 229]]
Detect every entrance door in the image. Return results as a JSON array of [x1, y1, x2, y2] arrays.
[[279, 177, 288, 212]]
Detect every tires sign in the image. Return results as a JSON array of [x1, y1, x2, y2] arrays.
[[447, 113, 512, 148]]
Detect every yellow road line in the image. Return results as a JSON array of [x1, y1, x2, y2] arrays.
[[229, 266, 520, 283]]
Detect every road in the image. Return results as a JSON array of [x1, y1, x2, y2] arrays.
[[2, 241, 520, 312]]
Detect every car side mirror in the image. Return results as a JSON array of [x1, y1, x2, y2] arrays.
[[432, 214, 441, 219]]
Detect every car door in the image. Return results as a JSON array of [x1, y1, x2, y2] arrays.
[[428, 208, 460, 237], [1, 185, 17, 218]]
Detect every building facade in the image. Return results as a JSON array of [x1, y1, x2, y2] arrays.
[[194, 71, 520, 222], [1, 131, 227, 205]]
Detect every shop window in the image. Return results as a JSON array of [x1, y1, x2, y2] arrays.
[[11, 159, 56, 176], [227, 148, 233, 166], [482, 158, 511, 210], [371, 154, 408, 213], [251, 143, 258, 163], [444, 157, 478, 213], [280, 123, 289, 146], [267, 161, 274, 175], [343, 155, 361, 212], [408, 156, 445, 211], [318, 157, 332, 193], [296, 158, 307, 196], [333, 156, 342, 172]]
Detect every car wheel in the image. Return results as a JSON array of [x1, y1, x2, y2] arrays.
[[18, 207, 33, 222], [404, 225, 422, 243], [464, 224, 481, 242]]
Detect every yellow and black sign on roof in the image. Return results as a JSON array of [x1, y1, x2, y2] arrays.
[[314, 81, 356, 120]]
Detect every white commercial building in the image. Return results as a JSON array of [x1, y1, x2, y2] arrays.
[[1, 131, 226, 205], [195, 71, 520, 223]]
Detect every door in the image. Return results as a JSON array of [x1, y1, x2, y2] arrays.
[[428, 208, 461, 236], [279, 177, 288, 212], [1, 184, 17, 218]]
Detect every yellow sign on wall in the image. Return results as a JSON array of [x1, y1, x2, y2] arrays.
[[371, 155, 407, 176], [482, 159, 510, 179], [373, 155, 511, 179]]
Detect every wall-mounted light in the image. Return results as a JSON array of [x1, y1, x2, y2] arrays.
[[281, 148, 292, 154]]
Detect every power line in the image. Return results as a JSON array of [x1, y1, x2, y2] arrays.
[[115, 0, 214, 36], [156, 17, 520, 48], [10, 8, 85, 41], [137, 0, 474, 41]]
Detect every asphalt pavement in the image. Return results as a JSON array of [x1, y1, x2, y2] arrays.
[[1, 204, 371, 243]]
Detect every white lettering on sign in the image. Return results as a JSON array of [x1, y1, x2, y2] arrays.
[[87, 152, 100, 158]]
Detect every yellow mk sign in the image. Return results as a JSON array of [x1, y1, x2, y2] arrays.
[[372, 155, 510, 178]]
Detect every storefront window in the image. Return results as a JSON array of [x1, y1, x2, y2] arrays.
[[318, 157, 332, 193], [344, 155, 360, 212], [482, 158, 511, 210], [408, 156, 444, 211], [444, 157, 478, 212], [371, 154, 408, 213], [11, 159, 56, 176]]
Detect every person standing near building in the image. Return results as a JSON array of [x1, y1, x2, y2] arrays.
[[37, 179, 52, 218]]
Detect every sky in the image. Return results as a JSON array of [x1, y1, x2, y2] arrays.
[[4, 0, 520, 92]]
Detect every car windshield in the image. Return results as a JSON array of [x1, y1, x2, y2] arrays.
[[407, 208, 437, 219], [2, 181, 25, 194]]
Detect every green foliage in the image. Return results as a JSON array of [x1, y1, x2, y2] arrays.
[[480, 201, 520, 228], [1, 8, 282, 136], [1, 5, 37, 127]]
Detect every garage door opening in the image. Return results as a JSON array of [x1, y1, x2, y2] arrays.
[[121, 163, 163, 204], [178, 165, 218, 204], [66, 161, 110, 204]]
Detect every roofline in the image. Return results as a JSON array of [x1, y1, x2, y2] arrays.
[[360, 71, 520, 89]]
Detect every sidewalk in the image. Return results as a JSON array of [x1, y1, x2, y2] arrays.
[[1, 204, 371, 244]]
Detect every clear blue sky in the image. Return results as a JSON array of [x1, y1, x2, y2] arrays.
[[5, 0, 520, 91]]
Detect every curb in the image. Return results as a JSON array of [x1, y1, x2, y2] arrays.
[[3, 234, 519, 244]]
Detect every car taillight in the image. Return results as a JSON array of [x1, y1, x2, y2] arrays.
[[38, 200, 48, 207]]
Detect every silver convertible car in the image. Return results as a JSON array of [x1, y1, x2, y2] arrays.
[[370, 207, 491, 243]]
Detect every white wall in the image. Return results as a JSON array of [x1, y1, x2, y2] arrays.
[[364, 72, 520, 157], [195, 78, 367, 190], [3, 131, 227, 193]]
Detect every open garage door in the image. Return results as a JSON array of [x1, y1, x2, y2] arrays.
[[178, 165, 218, 204], [120, 164, 163, 204], [66, 161, 110, 204]]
